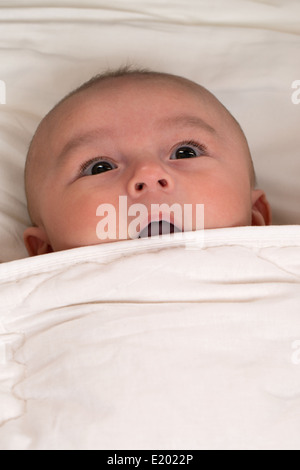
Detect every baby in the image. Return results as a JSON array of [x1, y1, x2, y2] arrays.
[[24, 66, 272, 256]]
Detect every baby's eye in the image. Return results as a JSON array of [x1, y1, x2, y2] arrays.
[[170, 141, 207, 160], [80, 158, 117, 176]]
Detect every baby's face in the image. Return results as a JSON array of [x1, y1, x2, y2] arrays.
[[24, 75, 271, 255]]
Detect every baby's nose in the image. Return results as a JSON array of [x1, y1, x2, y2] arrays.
[[127, 162, 174, 198]]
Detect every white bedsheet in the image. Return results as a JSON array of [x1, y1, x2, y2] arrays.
[[1, 226, 300, 450]]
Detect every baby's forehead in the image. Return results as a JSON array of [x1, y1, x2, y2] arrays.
[[55, 73, 216, 117], [45, 75, 226, 140], [31, 73, 244, 169]]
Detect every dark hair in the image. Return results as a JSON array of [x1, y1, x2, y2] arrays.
[[58, 64, 169, 106]]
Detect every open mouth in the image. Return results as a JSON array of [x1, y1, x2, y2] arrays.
[[138, 220, 182, 239]]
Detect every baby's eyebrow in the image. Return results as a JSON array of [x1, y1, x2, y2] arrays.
[[57, 128, 110, 165], [157, 114, 216, 135], [56, 114, 216, 166]]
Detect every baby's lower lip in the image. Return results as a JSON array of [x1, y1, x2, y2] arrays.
[[138, 220, 181, 239]]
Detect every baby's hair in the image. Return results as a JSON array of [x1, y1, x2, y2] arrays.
[[62, 65, 159, 102]]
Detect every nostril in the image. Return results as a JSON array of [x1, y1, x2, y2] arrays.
[[134, 179, 168, 192], [135, 182, 144, 191], [159, 179, 168, 187]]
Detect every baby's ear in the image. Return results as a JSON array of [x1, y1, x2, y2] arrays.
[[23, 226, 53, 257], [251, 189, 272, 226]]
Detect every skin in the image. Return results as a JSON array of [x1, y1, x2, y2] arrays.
[[24, 74, 271, 256]]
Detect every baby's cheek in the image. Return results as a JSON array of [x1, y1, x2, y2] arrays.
[[202, 184, 252, 229], [47, 197, 101, 250], [67, 198, 101, 239]]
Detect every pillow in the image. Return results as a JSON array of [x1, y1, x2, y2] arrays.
[[1, 0, 299, 262]]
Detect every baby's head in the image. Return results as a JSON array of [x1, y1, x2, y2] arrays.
[[24, 67, 271, 256]]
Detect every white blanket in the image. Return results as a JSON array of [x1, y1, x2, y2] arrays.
[[1, 226, 300, 450]]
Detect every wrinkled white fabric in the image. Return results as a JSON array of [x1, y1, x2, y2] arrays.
[[0, 226, 300, 450]]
